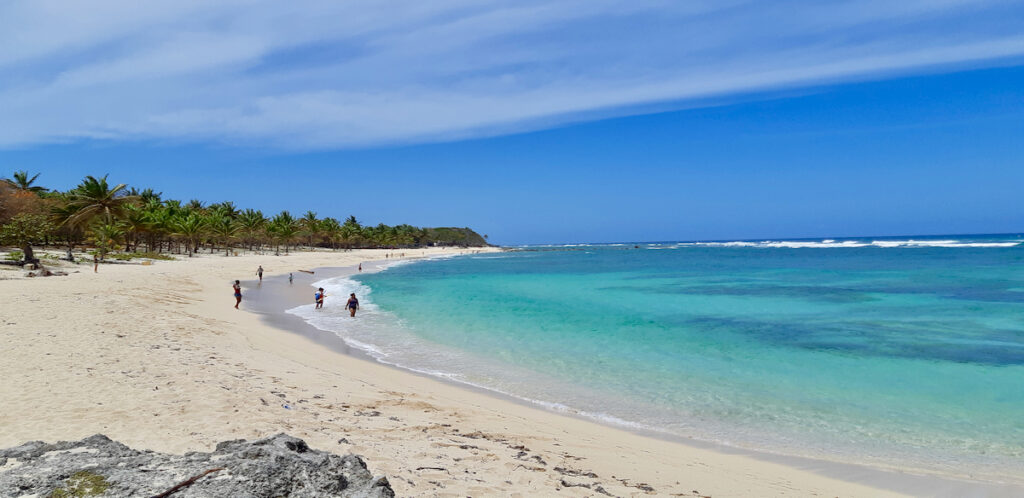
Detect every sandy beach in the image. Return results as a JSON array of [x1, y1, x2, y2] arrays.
[[0, 248, 1003, 497]]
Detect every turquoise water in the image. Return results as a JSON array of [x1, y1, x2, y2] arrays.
[[289, 235, 1024, 481]]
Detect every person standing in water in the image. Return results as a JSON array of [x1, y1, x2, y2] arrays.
[[315, 287, 325, 309], [289, 273, 293, 284], [346, 293, 359, 317], [358, 263, 362, 272], [256, 265, 264, 282], [233, 280, 242, 309]]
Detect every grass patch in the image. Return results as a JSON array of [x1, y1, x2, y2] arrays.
[[50, 470, 111, 497], [109, 252, 176, 261]]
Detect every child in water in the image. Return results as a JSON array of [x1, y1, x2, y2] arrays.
[[315, 287, 325, 309]]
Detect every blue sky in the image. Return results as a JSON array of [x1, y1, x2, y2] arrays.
[[1, 1, 1023, 244]]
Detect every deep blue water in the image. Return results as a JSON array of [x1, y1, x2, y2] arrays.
[[289, 234, 1024, 480]]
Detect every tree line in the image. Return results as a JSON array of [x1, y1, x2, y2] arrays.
[[0, 171, 488, 264]]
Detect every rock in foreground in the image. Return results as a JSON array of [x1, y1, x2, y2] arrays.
[[0, 433, 394, 497]]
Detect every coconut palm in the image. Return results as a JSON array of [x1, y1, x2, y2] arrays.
[[341, 215, 362, 248], [90, 221, 125, 260], [50, 197, 85, 260], [127, 187, 162, 203], [269, 211, 298, 255], [320, 217, 342, 249], [121, 204, 150, 252], [4, 170, 47, 194], [237, 208, 267, 251], [142, 204, 175, 253], [209, 201, 239, 219], [300, 210, 319, 248], [207, 215, 239, 256], [64, 175, 137, 228], [173, 213, 207, 257]]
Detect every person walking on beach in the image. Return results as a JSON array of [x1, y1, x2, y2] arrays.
[[233, 280, 242, 309], [346, 293, 359, 317], [256, 265, 264, 282], [358, 263, 362, 272], [93, 253, 99, 273], [289, 273, 293, 284], [315, 287, 325, 309]]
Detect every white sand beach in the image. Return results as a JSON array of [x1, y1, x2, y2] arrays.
[[0, 249, 927, 496]]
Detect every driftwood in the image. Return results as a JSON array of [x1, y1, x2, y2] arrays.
[[150, 467, 224, 498], [298, 269, 315, 274]]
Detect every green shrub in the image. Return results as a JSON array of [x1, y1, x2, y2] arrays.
[[108, 252, 175, 261], [5, 250, 23, 261]]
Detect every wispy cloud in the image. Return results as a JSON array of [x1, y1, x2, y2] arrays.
[[1, 0, 1021, 148]]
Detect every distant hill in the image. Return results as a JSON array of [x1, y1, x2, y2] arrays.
[[423, 227, 488, 247]]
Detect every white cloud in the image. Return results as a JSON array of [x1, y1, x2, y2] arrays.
[[0, 0, 1021, 148]]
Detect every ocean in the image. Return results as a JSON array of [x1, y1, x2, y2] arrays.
[[286, 234, 1024, 482]]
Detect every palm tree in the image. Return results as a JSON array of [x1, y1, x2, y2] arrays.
[[90, 221, 125, 260], [121, 204, 149, 252], [237, 209, 267, 251], [209, 201, 239, 219], [207, 215, 239, 256], [300, 210, 319, 248], [4, 170, 47, 194], [142, 203, 174, 253], [269, 211, 298, 255], [320, 217, 342, 249], [64, 175, 137, 228], [127, 187, 162, 203], [50, 197, 85, 260], [173, 213, 207, 257], [341, 215, 362, 248]]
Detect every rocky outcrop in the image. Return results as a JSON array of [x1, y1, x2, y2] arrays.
[[0, 433, 394, 497]]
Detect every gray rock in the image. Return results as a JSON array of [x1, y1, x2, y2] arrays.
[[0, 433, 394, 497]]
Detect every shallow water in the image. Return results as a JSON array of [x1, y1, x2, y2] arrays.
[[287, 235, 1024, 481]]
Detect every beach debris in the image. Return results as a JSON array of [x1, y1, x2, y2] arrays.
[[414, 467, 449, 473], [554, 466, 599, 478], [615, 477, 656, 494], [150, 467, 224, 498], [299, 269, 315, 274], [0, 433, 394, 497]]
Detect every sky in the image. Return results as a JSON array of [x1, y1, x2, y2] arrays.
[[1, 0, 1022, 244]]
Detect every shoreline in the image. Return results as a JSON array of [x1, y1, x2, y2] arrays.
[[252, 255, 1024, 497], [0, 248, 1017, 496]]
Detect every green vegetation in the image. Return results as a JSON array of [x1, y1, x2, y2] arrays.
[[0, 213, 55, 262], [109, 251, 176, 261], [0, 171, 489, 264], [49, 470, 111, 497]]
